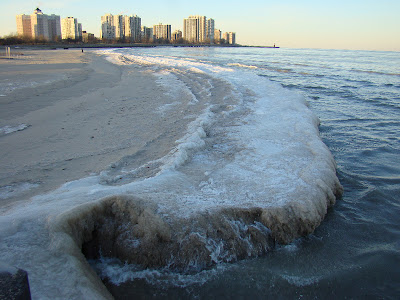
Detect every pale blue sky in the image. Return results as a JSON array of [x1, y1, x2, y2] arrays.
[[2, 0, 399, 51]]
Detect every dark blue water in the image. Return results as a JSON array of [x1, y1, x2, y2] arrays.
[[106, 47, 400, 299]]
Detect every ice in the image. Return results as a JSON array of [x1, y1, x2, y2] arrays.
[[0, 182, 39, 200]]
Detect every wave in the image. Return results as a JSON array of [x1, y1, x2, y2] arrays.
[[350, 69, 400, 77], [227, 63, 258, 69], [0, 123, 30, 136]]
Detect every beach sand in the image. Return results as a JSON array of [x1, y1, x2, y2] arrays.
[[0, 49, 163, 209]]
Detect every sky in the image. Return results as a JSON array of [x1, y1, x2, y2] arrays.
[[2, 0, 400, 51]]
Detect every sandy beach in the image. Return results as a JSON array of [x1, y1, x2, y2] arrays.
[[0, 49, 167, 208]]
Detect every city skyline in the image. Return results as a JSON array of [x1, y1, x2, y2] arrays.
[[1, 0, 400, 51], [15, 9, 236, 45]]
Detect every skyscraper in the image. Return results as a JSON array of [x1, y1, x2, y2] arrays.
[[206, 18, 215, 43], [183, 15, 207, 43], [228, 32, 236, 45], [16, 8, 61, 41], [124, 15, 141, 42], [153, 23, 171, 41], [197, 16, 207, 43], [214, 29, 221, 43], [16, 14, 32, 37], [100, 14, 115, 40], [61, 17, 82, 40], [183, 17, 198, 43]]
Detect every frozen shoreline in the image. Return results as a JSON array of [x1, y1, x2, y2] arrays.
[[0, 48, 342, 299]]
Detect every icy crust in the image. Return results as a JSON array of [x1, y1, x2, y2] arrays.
[[51, 196, 273, 273], [50, 181, 341, 275]]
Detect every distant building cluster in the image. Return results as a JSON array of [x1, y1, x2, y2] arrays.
[[16, 8, 61, 41], [16, 8, 236, 44], [100, 14, 141, 42]]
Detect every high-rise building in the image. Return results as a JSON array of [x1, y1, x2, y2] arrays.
[[61, 17, 82, 40], [223, 32, 229, 43], [228, 32, 236, 45], [183, 17, 198, 43], [124, 15, 141, 42], [206, 18, 215, 43], [100, 14, 115, 40], [82, 31, 95, 43], [183, 15, 207, 43], [101, 13, 141, 42], [214, 29, 221, 43], [172, 30, 183, 41], [16, 15, 32, 37], [222, 32, 236, 45], [16, 8, 61, 41], [197, 16, 207, 43], [141, 26, 154, 42], [153, 23, 171, 41], [113, 15, 124, 40]]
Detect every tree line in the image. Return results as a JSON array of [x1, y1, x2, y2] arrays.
[[0, 34, 230, 46]]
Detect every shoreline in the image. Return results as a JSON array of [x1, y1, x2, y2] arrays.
[[0, 43, 281, 53]]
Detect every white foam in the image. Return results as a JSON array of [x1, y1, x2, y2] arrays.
[[89, 256, 229, 288], [0, 124, 30, 136], [227, 63, 258, 69]]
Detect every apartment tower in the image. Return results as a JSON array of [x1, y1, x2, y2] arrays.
[[101, 13, 141, 42], [61, 17, 82, 40], [206, 18, 215, 43], [124, 15, 141, 42], [16, 8, 61, 41], [172, 30, 183, 41], [214, 29, 221, 43], [141, 26, 154, 42], [153, 23, 171, 41], [183, 15, 207, 43]]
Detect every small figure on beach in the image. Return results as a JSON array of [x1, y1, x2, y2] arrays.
[[81, 49, 83, 53]]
